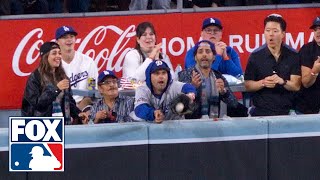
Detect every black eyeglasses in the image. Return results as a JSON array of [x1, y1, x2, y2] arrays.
[[204, 28, 221, 34]]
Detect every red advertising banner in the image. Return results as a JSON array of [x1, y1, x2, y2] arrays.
[[0, 8, 319, 109]]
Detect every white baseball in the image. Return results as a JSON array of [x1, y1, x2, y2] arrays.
[[175, 102, 184, 113]]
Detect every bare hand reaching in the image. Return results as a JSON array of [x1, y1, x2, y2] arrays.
[[154, 109, 164, 123]]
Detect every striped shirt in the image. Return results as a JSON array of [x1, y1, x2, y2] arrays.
[[89, 94, 135, 123]]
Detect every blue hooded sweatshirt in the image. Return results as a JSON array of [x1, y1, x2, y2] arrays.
[[134, 60, 196, 121]]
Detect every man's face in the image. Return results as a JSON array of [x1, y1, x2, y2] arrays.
[[314, 26, 320, 45], [98, 77, 119, 98], [195, 43, 215, 69], [201, 25, 222, 44], [264, 21, 285, 49], [151, 69, 168, 94], [56, 33, 76, 52]]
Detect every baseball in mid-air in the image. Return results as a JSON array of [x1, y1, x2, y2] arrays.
[[175, 102, 184, 113]]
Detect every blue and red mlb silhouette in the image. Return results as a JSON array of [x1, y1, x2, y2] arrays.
[[9, 117, 64, 172]]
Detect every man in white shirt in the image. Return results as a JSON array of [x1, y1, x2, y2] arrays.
[[55, 25, 99, 111]]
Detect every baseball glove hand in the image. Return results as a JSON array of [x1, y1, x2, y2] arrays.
[[170, 93, 196, 115]]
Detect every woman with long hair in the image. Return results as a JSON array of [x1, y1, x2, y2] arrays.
[[122, 21, 175, 82], [21, 41, 88, 124]]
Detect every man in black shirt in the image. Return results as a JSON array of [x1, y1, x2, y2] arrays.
[[244, 14, 301, 116], [295, 16, 320, 114]]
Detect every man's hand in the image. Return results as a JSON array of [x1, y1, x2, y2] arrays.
[[216, 78, 226, 94], [94, 110, 107, 123], [191, 70, 202, 88], [263, 75, 278, 88], [312, 56, 320, 74], [79, 112, 89, 124], [271, 74, 286, 85], [154, 110, 164, 123], [215, 41, 227, 56]]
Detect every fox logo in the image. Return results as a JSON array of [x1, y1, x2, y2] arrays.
[[9, 117, 64, 172]]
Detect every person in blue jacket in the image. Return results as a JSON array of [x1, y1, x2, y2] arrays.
[[185, 17, 243, 77], [134, 60, 196, 123]]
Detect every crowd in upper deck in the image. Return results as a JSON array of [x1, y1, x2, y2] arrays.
[[1, 0, 319, 16]]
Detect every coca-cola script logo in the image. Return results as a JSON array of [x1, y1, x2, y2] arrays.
[[12, 25, 136, 76]]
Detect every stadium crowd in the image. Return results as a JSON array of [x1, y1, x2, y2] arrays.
[[1, 0, 319, 15]]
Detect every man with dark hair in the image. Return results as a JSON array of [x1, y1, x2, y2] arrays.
[[55, 25, 98, 111], [295, 16, 320, 114], [134, 60, 196, 123], [179, 40, 238, 119], [244, 14, 301, 116]]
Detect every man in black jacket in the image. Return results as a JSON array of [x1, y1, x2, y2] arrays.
[[178, 40, 238, 119]]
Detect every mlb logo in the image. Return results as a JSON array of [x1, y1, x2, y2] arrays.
[[9, 117, 64, 172]]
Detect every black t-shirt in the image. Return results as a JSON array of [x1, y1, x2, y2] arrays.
[[244, 44, 301, 116], [295, 40, 320, 114]]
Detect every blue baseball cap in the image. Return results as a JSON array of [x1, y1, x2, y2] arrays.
[[310, 16, 320, 29], [202, 18, 223, 30], [98, 70, 118, 83], [55, 26, 78, 40], [149, 60, 170, 74], [193, 40, 216, 57]]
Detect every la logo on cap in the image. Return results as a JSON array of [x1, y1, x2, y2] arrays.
[[63, 26, 70, 31], [317, 17, 320, 22], [210, 18, 215, 23], [104, 71, 110, 75], [156, 60, 163, 66]]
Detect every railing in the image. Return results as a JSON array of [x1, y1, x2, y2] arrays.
[[2, 114, 320, 179]]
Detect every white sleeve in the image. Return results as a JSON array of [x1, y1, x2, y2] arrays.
[[162, 53, 175, 80], [86, 57, 99, 87], [122, 49, 152, 81], [88, 59, 98, 79], [134, 85, 151, 108]]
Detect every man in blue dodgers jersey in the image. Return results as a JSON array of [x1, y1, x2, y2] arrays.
[[55, 25, 98, 111], [134, 60, 196, 123]]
